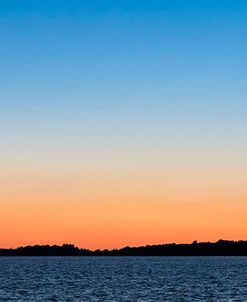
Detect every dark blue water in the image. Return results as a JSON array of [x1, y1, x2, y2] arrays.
[[0, 256, 246, 301]]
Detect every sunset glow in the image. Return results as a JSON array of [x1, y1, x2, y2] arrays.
[[1, 0, 247, 249]]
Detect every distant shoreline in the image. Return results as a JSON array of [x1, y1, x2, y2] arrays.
[[1, 240, 247, 256]]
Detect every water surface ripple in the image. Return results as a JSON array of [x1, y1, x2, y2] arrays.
[[0, 256, 246, 301]]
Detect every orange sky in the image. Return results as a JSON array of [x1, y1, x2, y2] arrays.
[[1, 161, 246, 249]]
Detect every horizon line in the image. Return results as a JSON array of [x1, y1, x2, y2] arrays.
[[1, 239, 245, 252]]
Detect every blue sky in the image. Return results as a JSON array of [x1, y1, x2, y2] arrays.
[[1, 0, 247, 177]]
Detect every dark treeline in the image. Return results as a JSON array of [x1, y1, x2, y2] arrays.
[[1, 240, 247, 256]]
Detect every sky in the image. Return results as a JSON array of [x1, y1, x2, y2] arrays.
[[1, 0, 247, 249]]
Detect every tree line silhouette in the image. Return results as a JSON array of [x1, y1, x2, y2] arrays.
[[1, 240, 247, 256]]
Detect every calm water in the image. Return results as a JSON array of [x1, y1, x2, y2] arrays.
[[0, 256, 246, 301]]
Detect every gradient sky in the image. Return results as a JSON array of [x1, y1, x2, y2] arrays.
[[1, 0, 247, 249]]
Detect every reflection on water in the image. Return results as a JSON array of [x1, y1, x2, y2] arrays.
[[0, 256, 246, 301]]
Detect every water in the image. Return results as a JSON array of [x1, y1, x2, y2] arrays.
[[0, 257, 246, 301]]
